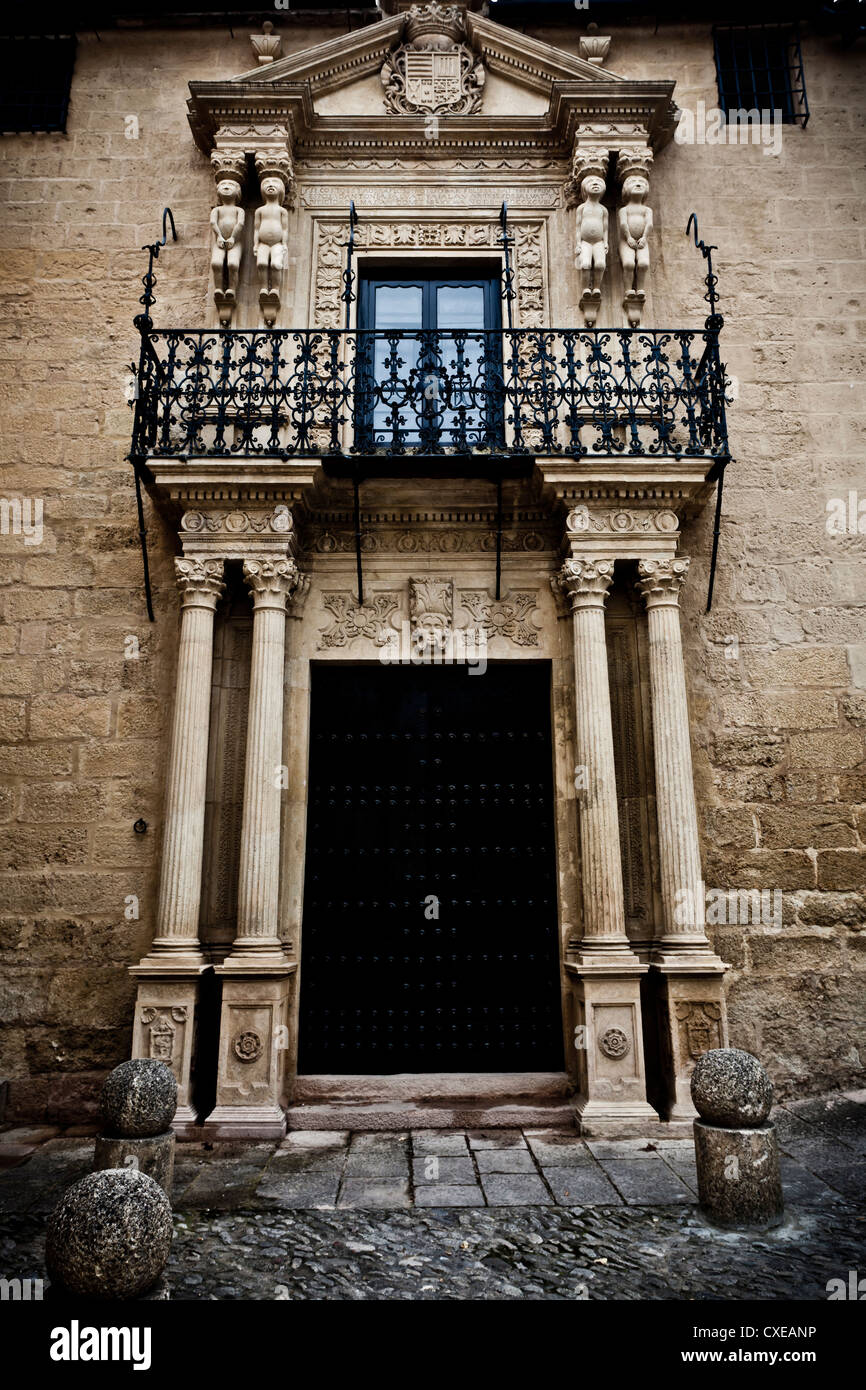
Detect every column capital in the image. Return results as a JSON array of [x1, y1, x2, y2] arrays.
[[243, 557, 298, 610], [175, 557, 225, 609], [556, 557, 616, 611], [636, 557, 690, 609]]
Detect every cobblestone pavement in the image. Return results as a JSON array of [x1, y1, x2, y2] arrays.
[[1, 1092, 863, 1299]]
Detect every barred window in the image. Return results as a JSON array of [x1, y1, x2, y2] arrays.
[[0, 35, 76, 134], [713, 25, 809, 127]]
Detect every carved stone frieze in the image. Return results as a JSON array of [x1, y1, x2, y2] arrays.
[[304, 524, 552, 556], [302, 185, 558, 210], [458, 589, 540, 646], [566, 505, 680, 537], [318, 592, 401, 648], [182, 506, 293, 537]]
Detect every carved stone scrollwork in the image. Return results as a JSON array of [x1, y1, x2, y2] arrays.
[[458, 589, 540, 646], [318, 592, 401, 649], [381, 2, 485, 116]]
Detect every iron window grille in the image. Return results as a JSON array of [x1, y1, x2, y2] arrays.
[[713, 24, 809, 127], [0, 35, 76, 134]]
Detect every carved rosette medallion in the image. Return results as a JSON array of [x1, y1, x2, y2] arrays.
[[599, 1027, 631, 1060], [381, 3, 485, 116], [233, 1030, 265, 1063]]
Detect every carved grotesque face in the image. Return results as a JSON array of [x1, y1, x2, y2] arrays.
[[216, 179, 240, 203], [581, 175, 605, 199], [261, 177, 285, 203], [623, 175, 649, 199]]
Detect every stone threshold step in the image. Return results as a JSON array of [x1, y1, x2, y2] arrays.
[[294, 1072, 574, 1104], [286, 1101, 578, 1132]]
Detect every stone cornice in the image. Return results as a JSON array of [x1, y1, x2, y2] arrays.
[[188, 81, 676, 162]]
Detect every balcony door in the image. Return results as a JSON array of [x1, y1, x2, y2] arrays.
[[357, 267, 502, 452]]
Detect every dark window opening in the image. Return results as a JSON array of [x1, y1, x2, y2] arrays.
[[713, 25, 809, 127], [0, 35, 76, 134]]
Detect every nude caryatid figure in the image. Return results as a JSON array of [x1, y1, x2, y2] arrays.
[[254, 176, 289, 325], [574, 174, 609, 297], [618, 174, 653, 295], [210, 179, 245, 325]]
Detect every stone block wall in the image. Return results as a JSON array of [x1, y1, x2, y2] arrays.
[[0, 19, 863, 1117]]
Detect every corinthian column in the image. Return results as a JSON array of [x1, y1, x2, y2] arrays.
[[232, 557, 297, 956], [556, 557, 657, 1132], [636, 557, 729, 1122], [151, 558, 225, 956], [130, 557, 225, 1135], [636, 557, 711, 950], [558, 558, 632, 956], [206, 556, 300, 1140]]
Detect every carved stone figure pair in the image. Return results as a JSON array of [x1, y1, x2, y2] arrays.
[[210, 174, 289, 326], [574, 171, 653, 325]]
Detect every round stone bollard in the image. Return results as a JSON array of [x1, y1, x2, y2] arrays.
[[691, 1048, 784, 1230], [94, 1059, 177, 1194], [46, 1168, 173, 1300]]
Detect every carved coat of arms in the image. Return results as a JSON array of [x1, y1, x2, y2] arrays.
[[380, 3, 485, 116]]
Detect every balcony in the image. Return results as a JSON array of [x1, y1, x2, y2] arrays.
[[129, 326, 731, 473]]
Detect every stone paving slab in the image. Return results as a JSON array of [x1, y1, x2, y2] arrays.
[[601, 1159, 695, 1205], [412, 1155, 477, 1185], [475, 1148, 537, 1174], [543, 1166, 623, 1206], [338, 1178, 411, 1209], [415, 1185, 486, 1207], [481, 1173, 552, 1206], [466, 1130, 526, 1149]]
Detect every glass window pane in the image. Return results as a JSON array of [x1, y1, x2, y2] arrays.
[[436, 284, 485, 329], [374, 285, 423, 330]]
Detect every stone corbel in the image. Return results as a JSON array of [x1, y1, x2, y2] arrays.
[[616, 144, 654, 328]]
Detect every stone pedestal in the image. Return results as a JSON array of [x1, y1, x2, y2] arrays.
[[568, 964, 657, 1134], [205, 963, 294, 1138], [693, 1121, 784, 1229], [94, 1131, 175, 1194], [655, 968, 729, 1122]]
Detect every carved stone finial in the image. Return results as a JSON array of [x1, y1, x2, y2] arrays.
[[636, 557, 690, 608], [250, 20, 281, 67], [579, 33, 612, 67]]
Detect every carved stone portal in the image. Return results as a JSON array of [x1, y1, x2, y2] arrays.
[[381, 3, 485, 116]]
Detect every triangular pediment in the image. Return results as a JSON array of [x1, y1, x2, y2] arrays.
[[230, 10, 626, 98], [187, 6, 675, 159]]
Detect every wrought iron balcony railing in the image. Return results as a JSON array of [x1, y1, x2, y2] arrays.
[[129, 326, 731, 466]]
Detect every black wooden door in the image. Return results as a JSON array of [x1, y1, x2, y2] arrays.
[[298, 664, 564, 1074]]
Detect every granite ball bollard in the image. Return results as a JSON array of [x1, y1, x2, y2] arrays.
[[46, 1169, 173, 1300], [691, 1048, 784, 1231], [100, 1059, 177, 1138], [691, 1047, 773, 1129], [95, 1060, 177, 1194]]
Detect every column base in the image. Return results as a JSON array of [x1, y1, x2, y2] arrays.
[[128, 960, 209, 1120], [205, 958, 296, 1133], [652, 959, 730, 1121], [566, 959, 659, 1128], [200, 1103, 287, 1141]]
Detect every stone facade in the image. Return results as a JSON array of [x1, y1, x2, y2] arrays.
[[0, 10, 864, 1124]]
